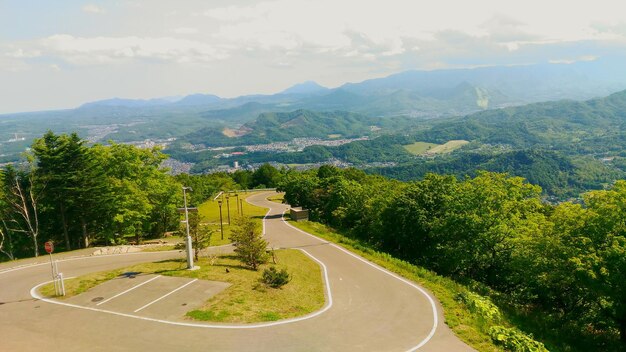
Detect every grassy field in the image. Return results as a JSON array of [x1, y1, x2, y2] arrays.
[[403, 140, 470, 156], [186, 249, 324, 322], [403, 141, 440, 155], [426, 140, 469, 154], [197, 191, 270, 246], [40, 249, 325, 323], [286, 219, 502, 352]]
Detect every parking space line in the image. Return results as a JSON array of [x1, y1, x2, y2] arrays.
[[96, 275, 161, 306], [133, 279, 198, 313]]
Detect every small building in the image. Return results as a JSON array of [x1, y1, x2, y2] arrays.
[[290, 207, 309, 222]]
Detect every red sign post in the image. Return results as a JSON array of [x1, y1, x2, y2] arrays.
[[45, 241, 54, 254]]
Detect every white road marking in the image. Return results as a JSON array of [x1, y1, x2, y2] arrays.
[[134, 279, 198, 313], [23, 190, 437, 352], [28, 198, 335, 330], [96, 275, 161, 306], [279, 207, 439, 351], [0, 243, 234, 276]]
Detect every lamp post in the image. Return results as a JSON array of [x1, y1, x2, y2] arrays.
[[217, 199, 224, 240], [226, 194, 231, 224], [240, 199, 244, 216], [182, 186, 194, 269], [235, 193, 240, 215]]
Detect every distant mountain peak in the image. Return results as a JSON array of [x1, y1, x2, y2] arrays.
[[280, 81, 329, 95], [174, 93, 222, 106]]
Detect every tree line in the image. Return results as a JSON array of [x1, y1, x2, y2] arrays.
[[0, 131, 283, 260], [279, 165, 626, 350]]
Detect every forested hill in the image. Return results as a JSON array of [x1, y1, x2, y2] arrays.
[[412, 89, 626, 152], [181, 109, 393, 146], [366, 90, 626, 197]]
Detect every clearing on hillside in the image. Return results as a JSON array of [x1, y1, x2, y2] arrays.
[[403, 142, 440, 155], [426, 140, 469, 154]]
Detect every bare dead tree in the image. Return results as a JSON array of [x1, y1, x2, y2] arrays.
[[0, 223, 15, 260], [6, 175, 41, 257]]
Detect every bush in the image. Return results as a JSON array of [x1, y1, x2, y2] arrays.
[[261, 267, 291, 288], [489, 326, 548, 352], [457, 291, 502, 323]]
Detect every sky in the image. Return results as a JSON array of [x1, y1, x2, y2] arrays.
[[1, 0, 626, 113]]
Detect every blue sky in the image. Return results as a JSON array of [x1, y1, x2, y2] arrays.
[[1, 0, 626, 113]]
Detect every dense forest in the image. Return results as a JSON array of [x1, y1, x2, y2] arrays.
[[279, 166, 626, 351], [0, 132, 281, 260]]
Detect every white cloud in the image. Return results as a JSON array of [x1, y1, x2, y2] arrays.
[[173, 27, 198, 35], [549, 55, 599, 64], [82, 4, 105, 14], [5, 48, 41, 58], [38, 34, 229, 65]]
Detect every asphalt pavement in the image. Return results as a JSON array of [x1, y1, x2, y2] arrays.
[[0, 191, 473, 351]]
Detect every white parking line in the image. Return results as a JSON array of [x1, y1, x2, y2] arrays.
[[133, 279, 198, 313], [96, 275, 161, 306]]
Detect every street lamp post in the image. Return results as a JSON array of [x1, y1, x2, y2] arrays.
[[218, 199, 224, 240], [182, 186, 194, 269], [226, 194, 231, 224], [240, 199, 244, 216], [235, 193, 240, 215]]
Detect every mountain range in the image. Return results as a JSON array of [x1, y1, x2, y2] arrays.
[[2, 58, 626, 164]]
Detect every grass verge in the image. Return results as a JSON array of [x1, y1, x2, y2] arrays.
[[40, 249, 325, 324], [287, 220, 503, 352], [266, 193, 284, 204], [197, 191, 270, 246]]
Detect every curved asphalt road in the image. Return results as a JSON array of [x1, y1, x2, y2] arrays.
[[0, 192, 473, 351]]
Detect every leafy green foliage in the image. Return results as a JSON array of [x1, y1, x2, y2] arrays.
[[457, 291, 502, 324], [261, 267, 291, 288], [488, 326, 548, 352], [0, 132, 183, 256], [230, 216, 268, 270], [280, 166, 626, 350]]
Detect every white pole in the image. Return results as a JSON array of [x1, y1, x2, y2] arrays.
[[49, 253, 55, 280], [59, 273, 66, 296], [183, 187, 194, 269]]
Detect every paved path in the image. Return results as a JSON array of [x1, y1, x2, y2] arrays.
[[0, 192, 473, 351]]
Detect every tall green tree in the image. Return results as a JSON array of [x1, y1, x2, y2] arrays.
[[230, 216, 268, 270]]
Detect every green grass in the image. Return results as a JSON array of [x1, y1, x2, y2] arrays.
[[40, 268, 126, 299], [40, 249, 325, 324], [403, 141, 440, 155], [427, 140, 469, 154], [267, 193, 285, 204], [197, 191, 270, 246], [185, 249, 324, 323], [287, 220, 502, 352]]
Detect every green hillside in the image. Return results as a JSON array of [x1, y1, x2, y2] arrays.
[[182, 109, 390, 146]]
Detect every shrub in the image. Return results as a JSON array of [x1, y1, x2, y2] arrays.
[[489, 326, 548, 352], [261, 267, 291, 288], [457, 291, 502, 323]]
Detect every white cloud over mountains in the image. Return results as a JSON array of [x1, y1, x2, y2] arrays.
[[1, 0, 625, 112], [37, 34, 228, 65], [5, 0, 626, 68]]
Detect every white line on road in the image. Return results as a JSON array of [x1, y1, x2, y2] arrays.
[[133, 279, 198, 313], [96, 275, 161, 306], [279, 209, 439, 351]]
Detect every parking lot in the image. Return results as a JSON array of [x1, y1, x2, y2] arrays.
[[63, 273, 230, 321]]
